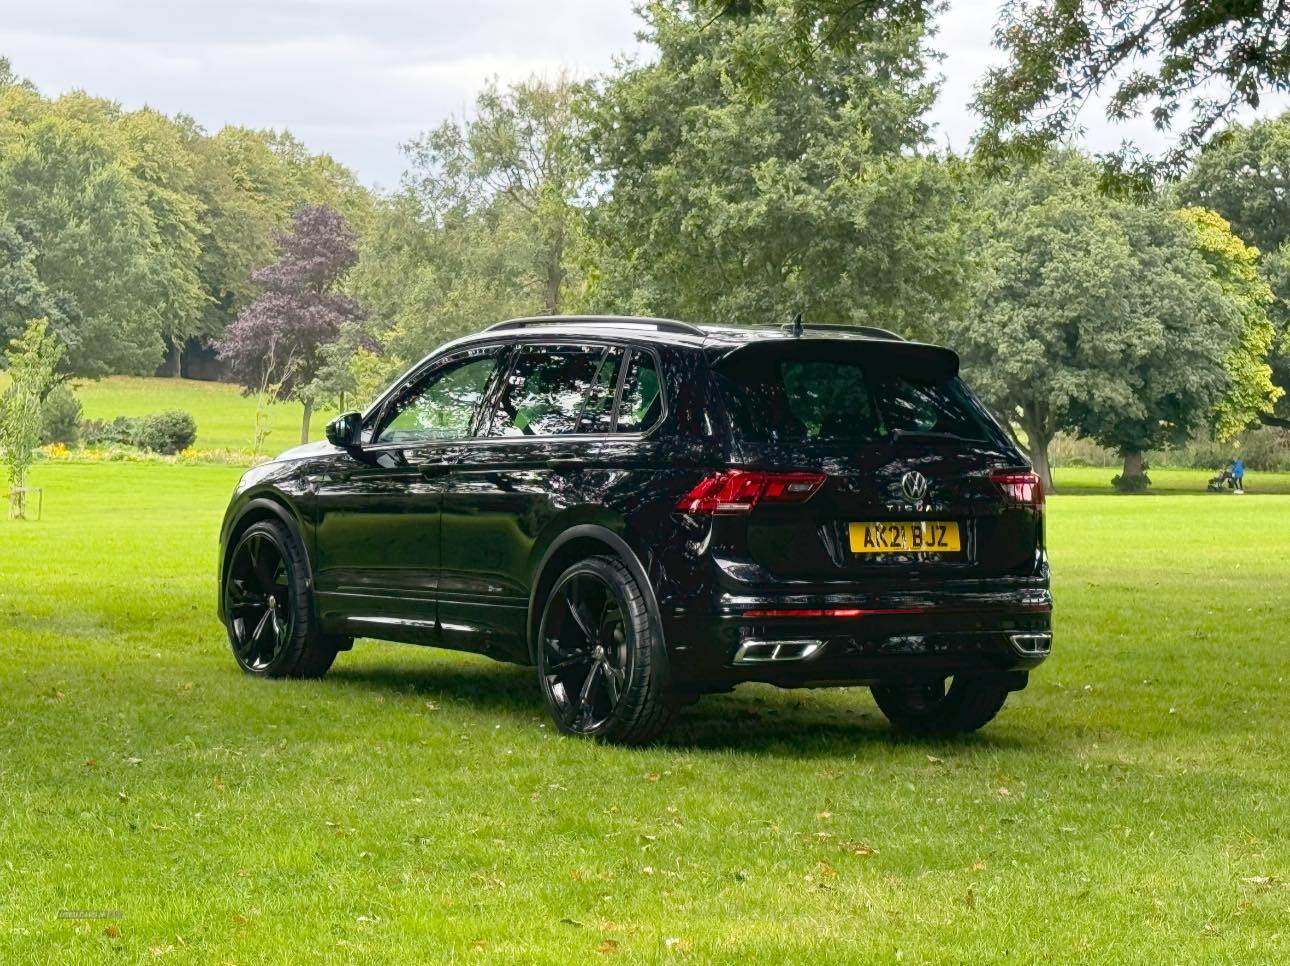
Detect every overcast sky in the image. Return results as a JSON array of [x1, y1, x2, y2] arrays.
[[2, 1, 1284, 189]]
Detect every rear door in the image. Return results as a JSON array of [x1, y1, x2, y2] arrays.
[[712, 339, 1041, 582], [436, 341, 628, 657]]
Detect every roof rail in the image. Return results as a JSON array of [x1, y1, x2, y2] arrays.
[[487, 315, 707, 337], [778, 321, 906, 341]]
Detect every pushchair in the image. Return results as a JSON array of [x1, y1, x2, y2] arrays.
[[1207, 464, 1242, 492]]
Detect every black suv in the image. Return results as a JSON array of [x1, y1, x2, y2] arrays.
[[218, 316, 1050, 744]]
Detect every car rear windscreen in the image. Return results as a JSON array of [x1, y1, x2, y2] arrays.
[[715, 349, 994, 445]]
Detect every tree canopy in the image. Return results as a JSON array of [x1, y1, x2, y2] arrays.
[[587, 0, 967, 335], [974, 1, 1290, 175], [0, 59, 369, 379], [217, 205, 366, 443], [947, 154, 1248, 490]]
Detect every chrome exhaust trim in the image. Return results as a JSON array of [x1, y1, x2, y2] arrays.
[[1009, 632, 1052, 657], [733, 639, 824, 665]]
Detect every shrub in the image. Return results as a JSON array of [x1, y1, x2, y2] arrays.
[[132, 410, 197, 455], [40, 384, 82, 446], [83, 416, 138, 446]]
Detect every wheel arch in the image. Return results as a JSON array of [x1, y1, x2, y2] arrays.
[[526, 524, 665, 666], [218, 496, 314, 622]]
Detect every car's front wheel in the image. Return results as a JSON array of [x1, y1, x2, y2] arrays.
[[871, 675, 1012, 735], [536, 556, 676, 745], [223, 519, 346, 679]]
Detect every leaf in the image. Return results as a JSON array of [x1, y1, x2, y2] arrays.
[[596, 939, 620, 955], [103, 924, 120, 938]]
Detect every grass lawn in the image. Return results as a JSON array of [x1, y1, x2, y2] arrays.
[[71, 376, 324, 454], [1, 462, 1287, 961]]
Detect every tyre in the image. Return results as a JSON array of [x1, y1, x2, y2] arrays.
[[871, 675, 1012, 735], [222, 519, 346, 679], [536, 555, 676, 745]]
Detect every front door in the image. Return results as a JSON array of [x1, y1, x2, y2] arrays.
[[312, 345, 505, 644]]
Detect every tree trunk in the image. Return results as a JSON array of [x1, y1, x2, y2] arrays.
[[1121, 449, 1145, 479], [1020, 400, 1056, 494], [544, 224, 565, 316], [169, 340, 183, 378], [300, 399, 313, 445], [1029, 433, 1055, 495]]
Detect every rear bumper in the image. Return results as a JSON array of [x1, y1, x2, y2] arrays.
[[662, 583, 1052, 689]]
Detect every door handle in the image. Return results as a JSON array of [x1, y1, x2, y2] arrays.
[[548, 457, 579, 469]]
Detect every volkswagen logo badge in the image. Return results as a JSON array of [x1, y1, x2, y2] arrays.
[[900, 470, 929, 502]]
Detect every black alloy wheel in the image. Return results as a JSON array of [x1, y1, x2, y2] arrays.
[[223, 520, 342, 679], [537, 556, 675, 744], [226, 528, 293, 671]]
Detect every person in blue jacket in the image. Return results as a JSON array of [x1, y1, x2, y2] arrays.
[[1232, 456, 1245, 492]]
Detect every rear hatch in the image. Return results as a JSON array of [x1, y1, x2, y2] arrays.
[[708, 337, 1043, 582]]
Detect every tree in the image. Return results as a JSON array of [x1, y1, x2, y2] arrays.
[[947, 153, 1241, 491], [587, 0, 969, 335], [217, 205, 365, 444], [352, 75, 592, 369], [0, 318, 63, 519], [1177, 113, 1290, 419], [695, 2, 935, 91], [115, 108, 208, 375], [0, 218, 78, 363], [1176, 207, 1280, 439], [975, 1, 1290, 175], [1176, 113, 1290, 256], [0, 86, 172, 375]]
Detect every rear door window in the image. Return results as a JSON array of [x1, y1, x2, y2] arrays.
[[486, 344, 605, 437]]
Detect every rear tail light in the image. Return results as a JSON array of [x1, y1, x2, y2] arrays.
[[991, 470, 1044, 506], [676, 470, 826, 514]]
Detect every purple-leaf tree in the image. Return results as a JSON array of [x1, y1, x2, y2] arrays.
[[217, 205, 365, 445]]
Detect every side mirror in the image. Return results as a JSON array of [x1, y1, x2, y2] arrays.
[[325, 411, 364, 450]]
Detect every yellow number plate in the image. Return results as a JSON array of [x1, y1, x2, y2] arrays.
[[849, 521, 961, 554]]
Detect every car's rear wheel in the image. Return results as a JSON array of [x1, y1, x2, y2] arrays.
[[871, 675, 1011, 735], [536, 556, 676, 745], [223, 520, 345, 679]]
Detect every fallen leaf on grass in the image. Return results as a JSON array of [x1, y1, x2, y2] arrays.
[[596, 939, 620, 954], [972, 861, 986, 871], [1240, 875, 1276, 887], [842, 841, 877, 856], [665, 937, 692, 952], [559, 917, 585, 927], [103, 925, 119, 938], [926, 755, 943, 764]]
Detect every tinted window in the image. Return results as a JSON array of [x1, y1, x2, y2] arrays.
[[578, 347, 624, 434], [718, 357, 989, 444], [376, 352, 498, 444], [488, 344, 605, 437], [616, 350, 662, 432]]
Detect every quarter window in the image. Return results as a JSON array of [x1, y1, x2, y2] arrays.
[[375, 352, 499, 444], [488, 344, 605, 437], [616, 350, 662, 433]]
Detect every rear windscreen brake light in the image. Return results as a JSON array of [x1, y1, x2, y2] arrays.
[[677, 470, 826, 515]]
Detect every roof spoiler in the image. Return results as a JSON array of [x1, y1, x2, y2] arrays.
[[713, 335, 960, 382]]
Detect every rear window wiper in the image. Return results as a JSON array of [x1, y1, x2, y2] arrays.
[[890, 429, 973, 443]]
